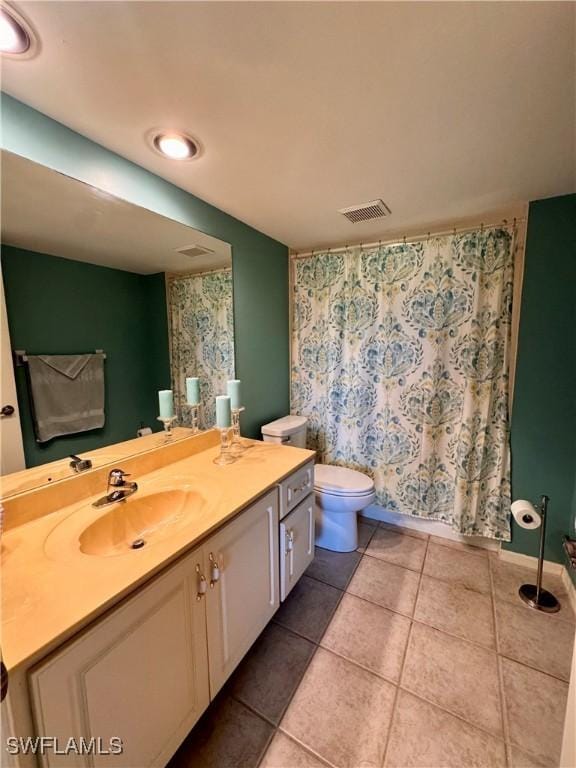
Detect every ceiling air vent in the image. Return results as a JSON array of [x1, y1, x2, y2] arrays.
[[176, 244, 215, 259], [338, 199, 391, 223]]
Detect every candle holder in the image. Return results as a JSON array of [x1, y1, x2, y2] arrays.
[[186, 403, 200, 434], [230, 407, 251, 456], [157, 415, 177, 441], [213, 427, 236, 465]]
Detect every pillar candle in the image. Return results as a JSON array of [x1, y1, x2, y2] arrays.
[[227, 379, 242, 410], [215, 395, 232, 429], [158, 389, 174, 419], [186, 377, 200, 406]]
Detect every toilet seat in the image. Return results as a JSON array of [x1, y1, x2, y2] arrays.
[[314, 464, 374, 498]]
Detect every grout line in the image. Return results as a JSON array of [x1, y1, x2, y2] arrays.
[[396, 684, 509, 747], [488, 553, 510, 765], [381, 534, 429, 767], [276, 727, 339, 768]]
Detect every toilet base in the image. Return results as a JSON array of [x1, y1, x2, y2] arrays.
[[314, 503, 358, 552]]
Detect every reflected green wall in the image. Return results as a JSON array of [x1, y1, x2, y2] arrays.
[[1, 94, 290, 441], [507, 194, 576, 563], [1, 245, 170, 466]]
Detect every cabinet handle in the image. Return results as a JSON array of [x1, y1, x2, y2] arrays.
[[196, 564, 207, 600], [286, 530, 294, 552], [209, 552, 221, 588], [292, 480, 309, 494]]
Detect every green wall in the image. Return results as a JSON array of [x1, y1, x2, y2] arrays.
[[1, 245, 170, 466], [0, 94, 290, 441], [507, 194, 576, 563]]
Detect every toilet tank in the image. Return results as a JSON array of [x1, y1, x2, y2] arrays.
[[261, 415, 308, 448]]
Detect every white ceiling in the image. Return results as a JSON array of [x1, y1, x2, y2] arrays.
[[2, 1, 575, 250], [1, 152, 231, 274]]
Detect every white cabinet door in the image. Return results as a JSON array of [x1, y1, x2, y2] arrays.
[[280, 494, 315, 601], [204, 488, 279, 696], [28, 549, 209, 768]]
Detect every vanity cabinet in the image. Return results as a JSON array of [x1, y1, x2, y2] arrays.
[[29, 547, 210, 768], [279, 494, 314, 601], [28, 487, 280, 767], [279, 461, 313, 519], [204, 487, 279, 696]]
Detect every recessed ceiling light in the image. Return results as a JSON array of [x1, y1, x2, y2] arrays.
[[0, 4, 32, 55], [151, 132, 199, 161]]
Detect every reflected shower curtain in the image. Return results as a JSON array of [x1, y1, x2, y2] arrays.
[[169, 269, 234, 430], [291, 228, 514, 540]]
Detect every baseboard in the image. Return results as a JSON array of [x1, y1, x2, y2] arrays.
[[360, 503, 500, 552], [561, 567, 576, 616], [498, 548, 565, 576]]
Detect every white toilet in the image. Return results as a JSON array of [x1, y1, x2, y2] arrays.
[[261, 415, 376, 552]]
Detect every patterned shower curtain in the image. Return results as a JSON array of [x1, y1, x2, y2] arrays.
[[168, 269, 234, 430], [291, 228, 515, 540]]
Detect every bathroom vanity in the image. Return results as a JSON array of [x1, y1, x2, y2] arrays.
[[1, 431, 315, 767]]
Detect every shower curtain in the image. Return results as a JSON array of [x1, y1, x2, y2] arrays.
[[168, 269, 234, 430], [291, 228, 515, 540]]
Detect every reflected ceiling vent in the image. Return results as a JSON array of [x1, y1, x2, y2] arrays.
[[176, 244, 215, 259], [338, 199, 391, 223]]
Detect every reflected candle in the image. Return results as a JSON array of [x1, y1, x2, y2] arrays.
[[227, 379, 242, 410], [158, 389, 174, 419], [186, 377, 200, 406], [215, 395, 231, 428]]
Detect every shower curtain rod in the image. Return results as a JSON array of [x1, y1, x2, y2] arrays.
[[290, 217, 525, 260]]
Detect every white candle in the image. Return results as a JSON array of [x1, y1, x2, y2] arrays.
[[186, 377, 200, 406], [227, 379, 242, 410], [158, 389, 174, 419], [215, 395, 231, 428]]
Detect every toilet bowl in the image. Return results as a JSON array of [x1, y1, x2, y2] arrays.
[[260, 415, 375, 552]]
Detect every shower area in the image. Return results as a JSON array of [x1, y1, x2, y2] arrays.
[[168, 268, 235, 430], [290, 223, 523, 542]]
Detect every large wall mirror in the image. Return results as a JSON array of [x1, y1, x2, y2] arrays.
[[0, 151, 234, 497]]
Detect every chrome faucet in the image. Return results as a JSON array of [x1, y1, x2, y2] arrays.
[[69, 454, 92, 473], [92, 469, 138, 508]]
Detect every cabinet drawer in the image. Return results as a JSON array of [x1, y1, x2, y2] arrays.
[[280, 493, 314, 601], [280, 460, 314, 519]]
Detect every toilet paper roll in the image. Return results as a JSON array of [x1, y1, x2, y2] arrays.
[[511, 499, 542, 530]]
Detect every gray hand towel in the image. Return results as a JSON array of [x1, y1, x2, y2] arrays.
[[26, 354, 105, 443]]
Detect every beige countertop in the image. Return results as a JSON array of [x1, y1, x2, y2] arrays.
[[1, 438, 315, 673]]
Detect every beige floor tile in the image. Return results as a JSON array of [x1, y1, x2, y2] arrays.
[[378, 521, 429, 540], [423, 541, 491, 593], [366, 527, 428, 571], [347, 555, 421, 617], [429, 534, 493, 557], [260, 732, 331, 768], [506, 745, 554, 768], [491, 560, 574, 622], [281, 647, 396, 768], [496, 601, 574, 681], [385, 690, 507, 768], [401, 622, 503, 735], [502, 658, 569, 764], [414, 575, 495, 648], [357, 520, 377, 553], [321, 593, 411, 682]]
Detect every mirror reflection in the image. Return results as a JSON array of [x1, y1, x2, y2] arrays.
[[0, 151, 234, 497]]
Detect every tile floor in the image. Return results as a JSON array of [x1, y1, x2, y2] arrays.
[[168, 520, 575, 768]]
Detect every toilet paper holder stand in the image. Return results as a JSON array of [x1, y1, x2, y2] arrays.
[[518, 495, 560, 613]]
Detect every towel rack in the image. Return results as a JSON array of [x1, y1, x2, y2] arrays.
[[13, 349, 107, 367]]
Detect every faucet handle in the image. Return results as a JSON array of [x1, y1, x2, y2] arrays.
[[108, 468, 131, 487]]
